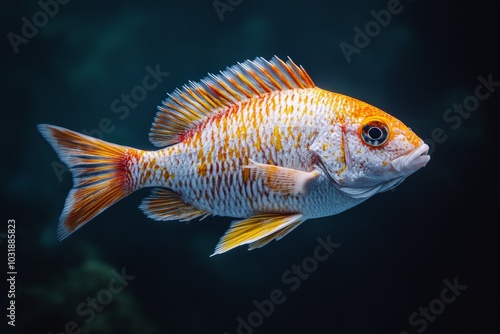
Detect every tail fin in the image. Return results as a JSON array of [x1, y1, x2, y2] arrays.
[[38, 124, 134, 240]]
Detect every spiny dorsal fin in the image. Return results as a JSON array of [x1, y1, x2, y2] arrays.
[[149, 56, 315, 147]]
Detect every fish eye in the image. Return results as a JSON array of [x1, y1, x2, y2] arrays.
[[360, 118, 390, 147]]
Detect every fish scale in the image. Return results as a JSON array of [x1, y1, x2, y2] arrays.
[[38, 56, 430, 255]]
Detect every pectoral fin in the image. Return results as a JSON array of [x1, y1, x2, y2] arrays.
[[243, 159, 318, 195], [211, 213, 305, 256]]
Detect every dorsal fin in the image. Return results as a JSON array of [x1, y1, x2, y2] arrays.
[[149, 56, 315, 147]]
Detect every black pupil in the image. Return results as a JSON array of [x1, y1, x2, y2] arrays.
[[368, 126, 382, 139]]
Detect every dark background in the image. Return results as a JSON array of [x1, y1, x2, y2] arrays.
[[2, 0, 497, 333]]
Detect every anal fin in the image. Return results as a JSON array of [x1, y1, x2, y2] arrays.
[[247, 219, 304, 250], [211, 213, 305, 256], [243, 159, 318, 195], [139, 188, 209, 221]]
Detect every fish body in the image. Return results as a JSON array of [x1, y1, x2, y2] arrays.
[[132, 88, 364, 218], [39, 56, 430, 255]]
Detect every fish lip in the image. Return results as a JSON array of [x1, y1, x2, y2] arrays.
[[390, 144, 431, 172]]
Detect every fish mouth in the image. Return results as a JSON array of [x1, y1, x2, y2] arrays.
[[390, 144, 430, 172]]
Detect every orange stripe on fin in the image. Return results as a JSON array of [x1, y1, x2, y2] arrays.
[[38, 124, 134, 240]]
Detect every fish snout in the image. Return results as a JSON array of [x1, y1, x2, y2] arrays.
[[390, 144, 430, 173]]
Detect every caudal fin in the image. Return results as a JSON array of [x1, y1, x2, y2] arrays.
[[38, 124, 134, 240]]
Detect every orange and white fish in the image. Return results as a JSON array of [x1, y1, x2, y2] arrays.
[[38, 56, 430, 255]]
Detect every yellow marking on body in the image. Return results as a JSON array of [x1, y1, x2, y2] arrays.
[[148, 158, 157, 168], [250, 112, 257, 131], [163, 171, 170, 182], [322, 143, 329, 151], [270, 95, 277, 112], [254, 135, 262, 151], [273, 125, 282, 151], [257, 101, 264, 123], [207, 146, 214, 164], [265, 99, 272, 117], [242, 155, 249, 166], [195, 129, 202, 144], [239, 118, 247, 141], [294, 132, 302, 148], [242, 167, 251, 183], [153, 166, 160, 180], [197, 162, 207, 176], [222, 117, 230, 150], [142, 170, 151, 183]]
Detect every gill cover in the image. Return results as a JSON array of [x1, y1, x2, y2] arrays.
[[309, 125, 348, 185]]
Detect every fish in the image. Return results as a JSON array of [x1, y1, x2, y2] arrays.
[[38, 56, 430, 256]]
